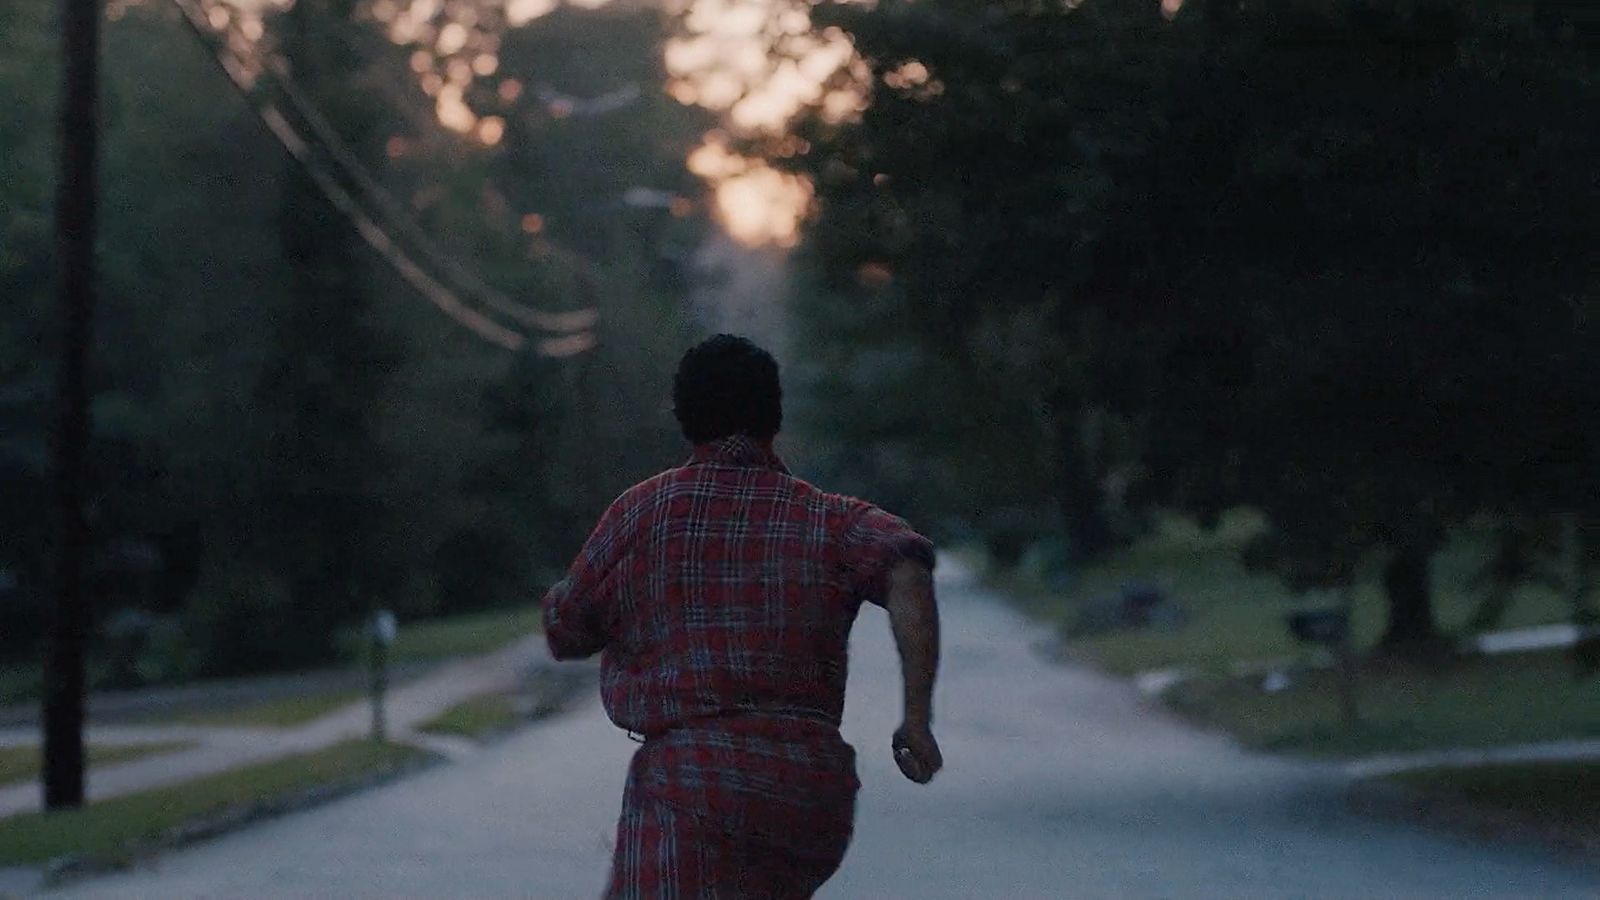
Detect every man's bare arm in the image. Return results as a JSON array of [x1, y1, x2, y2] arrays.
[[885, 557, 943, 783]]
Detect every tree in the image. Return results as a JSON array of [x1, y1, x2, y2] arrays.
[[0, 0, 58, 663], [779, 0, 1599, 656], [772, 0, 1177, 561], [233, 0, 405, 669], [459, 3, 709, 564], [1104, 0, 1599, 653], [2, 0, 717, 679]]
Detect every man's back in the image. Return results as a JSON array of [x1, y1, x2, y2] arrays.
[[545, 434, 932, 738], [540, 334, 940, 898]]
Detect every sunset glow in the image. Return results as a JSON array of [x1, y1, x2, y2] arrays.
[[688, 137, 808, 248], [436, 84, 476, 133], [212, 0, 843, 248], [666, 0, 863, 246], [476, 115, 506, 145], [506, 0, 557, 27]]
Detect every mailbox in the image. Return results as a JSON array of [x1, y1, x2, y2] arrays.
[[1287, 608, 1349, 645], [372, 609, 398, 646]]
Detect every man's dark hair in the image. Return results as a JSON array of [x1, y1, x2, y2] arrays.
[[672, 334, 783, 444]]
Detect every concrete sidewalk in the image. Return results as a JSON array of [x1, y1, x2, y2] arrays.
[[0, 634, 550, 819], [0, 661, 438, 730]]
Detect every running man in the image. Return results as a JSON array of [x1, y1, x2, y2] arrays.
[[543, 334, 943, 898]]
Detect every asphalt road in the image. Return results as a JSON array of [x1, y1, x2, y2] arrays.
[[53, 562, 1600, 899]]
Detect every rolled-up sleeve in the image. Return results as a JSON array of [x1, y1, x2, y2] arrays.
[[542, 500, 630, 660], [841, 503, 936, 608]]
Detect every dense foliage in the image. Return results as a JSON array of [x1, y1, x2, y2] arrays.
[[1, 0, 707, 683], [777, 0, 1599, 655]]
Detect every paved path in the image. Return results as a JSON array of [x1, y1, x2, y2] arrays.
[[0, 661, 439, 730], [49, 563, 1600, 898], [1474, 623, 1598, 655], [0, 636, 542, 818]]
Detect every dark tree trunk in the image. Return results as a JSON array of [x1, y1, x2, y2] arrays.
[[1053, 415, 1115, 564], [44, 0, 102, 811], [1379, 540, 1442, 657], [1057, 477, 1115, 564], [1465, 520, 1530, 633]]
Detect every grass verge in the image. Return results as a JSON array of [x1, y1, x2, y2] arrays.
[[1004, 511, 1574, 677], [169, 689, 365, 728], [997, 511, 1598, 758], [0, 739, 430, 868], [0, 742, 194, 788], [418, 692, 522, 741], [388, 604, 542, 664], [1164, 649, 1600, 757]]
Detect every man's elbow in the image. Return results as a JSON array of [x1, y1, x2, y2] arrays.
[[546, 627, 603, 661], [885, 559, 936, 616], [546, 631, 575, 661]]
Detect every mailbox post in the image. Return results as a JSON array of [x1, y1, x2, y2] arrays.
[[369, 609, 397, 742]]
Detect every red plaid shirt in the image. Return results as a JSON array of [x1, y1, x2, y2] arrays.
[[542, 434, 935, 737]]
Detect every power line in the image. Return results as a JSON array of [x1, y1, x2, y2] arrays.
[[171, 0, 603, 355], [171, 0, 523, 350], [252, 48, 598, 335]]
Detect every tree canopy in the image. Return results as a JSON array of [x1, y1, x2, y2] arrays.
[[1, 0, 707, 682], [777, 0, 1599, 654]]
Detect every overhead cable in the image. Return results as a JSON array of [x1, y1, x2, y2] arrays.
[[171, 0, 605, 354]]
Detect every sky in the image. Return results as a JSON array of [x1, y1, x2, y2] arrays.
[[209, 0, 838, 247]]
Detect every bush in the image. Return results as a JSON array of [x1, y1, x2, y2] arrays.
[[1018, 535, 1075, 591], [433, 526, 527, 614], [980, 506, 1061, 569], [0, 573, 42, 663], [183, 562, 338, 677]]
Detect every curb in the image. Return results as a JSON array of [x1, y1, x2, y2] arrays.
[[38, 747, 444, 891]]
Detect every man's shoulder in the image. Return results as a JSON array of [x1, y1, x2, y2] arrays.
[[611, 469, 684, 510], [800, 482, 886, 523], [617, 465, 884, 525]]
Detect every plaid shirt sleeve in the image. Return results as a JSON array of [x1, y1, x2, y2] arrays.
[[542, 496, 633, 661], [840, 503, 936, 608]]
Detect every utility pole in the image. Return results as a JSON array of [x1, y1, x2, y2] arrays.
[[43, 0, 103, 811]]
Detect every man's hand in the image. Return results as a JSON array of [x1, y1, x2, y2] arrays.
[[892, 722, 943, 784]]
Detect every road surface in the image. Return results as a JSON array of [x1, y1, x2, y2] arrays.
[[54, 562, 1599, 898]]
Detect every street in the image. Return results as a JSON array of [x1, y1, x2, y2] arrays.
[[55, 562, 1600, 898]]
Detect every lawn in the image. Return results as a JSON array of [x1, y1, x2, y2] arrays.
[[0, 741, 194, 787], [1004, 511, 1574, 677], [418, 692, 522, 741], [1164, 649, 1600, 757], [0, 739, 430, 867], [387, 603, 542, 664], [997, 513, 1597, 758], [1379, 761, 1600, 846], [1, 605, 542, 711], [169, 689, 366, 728], [0, 665, 42, 707], [98, 604, 543, 729]]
